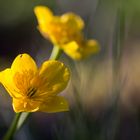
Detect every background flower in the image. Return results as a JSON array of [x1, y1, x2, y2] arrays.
[[34, 6, 100, 60]]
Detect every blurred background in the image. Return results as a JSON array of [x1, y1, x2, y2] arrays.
[[0, 0, 140, 139]]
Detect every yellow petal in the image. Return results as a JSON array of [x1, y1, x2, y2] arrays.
[[0, 69, 21, 98], [12, 98, 40, 112], [34, 6, 53, 32], [62, 41, 82, 60], [11, 53, 37, 74], [39, 96, 69, 113], [38, 60, 70, 95], [62, 40, 100, 60], [61, 13, 84, 30], [84, 39, 100, 56]]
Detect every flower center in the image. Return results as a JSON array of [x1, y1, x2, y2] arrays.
[[27, 87, 37, 98]]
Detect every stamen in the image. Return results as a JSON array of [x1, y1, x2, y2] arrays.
[[27, 87, 37, 98], [24, 102, 27, 108]]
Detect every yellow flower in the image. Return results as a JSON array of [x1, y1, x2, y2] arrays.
[[0, 54, 70, 113], [34, 6, 100, 60]]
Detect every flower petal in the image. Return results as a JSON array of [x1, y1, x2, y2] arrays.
[[61, 13, 84, 30], [11, 53, 37, 74], [34, 6, 53, 32], [62, 41, 82, 60], [84, 39, 100, 56], [38, 60, 70, 95], [62, 40, 100, 60], [39, 96, 69, 113], [0, 69, 21, 98], [12, 98, 40, 113]]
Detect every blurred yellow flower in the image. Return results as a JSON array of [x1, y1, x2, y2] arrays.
[[34, 6, 100, 60], [0, 54, 70, 113]]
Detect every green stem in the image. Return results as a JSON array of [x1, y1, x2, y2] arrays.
[[3, 113, 22, 140], [49, 46, 62, 60], [111, 2, 125, 140], [16, 112, 30, 130]]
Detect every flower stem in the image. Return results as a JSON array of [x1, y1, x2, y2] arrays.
[[3, 113, 22, 140], [49, 46, 62, 60], [111, 2, 125, 140], [16, 112, 30, 130]]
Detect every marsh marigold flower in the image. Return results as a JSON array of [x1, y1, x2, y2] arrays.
[[0, 54, 70, 113], [34, 6, 100, 60]]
